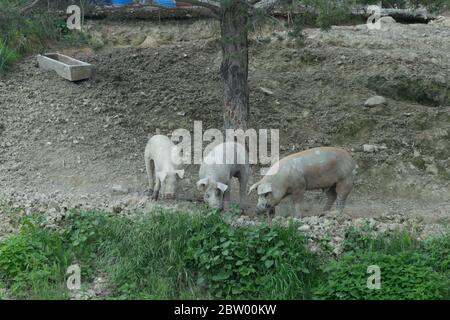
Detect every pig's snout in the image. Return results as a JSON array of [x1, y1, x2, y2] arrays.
[[209, 203, 224, 210], [205, 200, 224, 210], [256, 203, 271, 213]]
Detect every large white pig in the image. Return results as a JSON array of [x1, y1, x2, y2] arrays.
[[249, 147, 356, 219], [197, 142, 250, 211], [144, 135, 185, 200]]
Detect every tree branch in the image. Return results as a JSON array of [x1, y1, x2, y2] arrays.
[[247, 0, 279, 13], [246, 0, 278, 17], [176, 0, 222, 16], [19, 0, 43, 14], [144, 0, 222, 19]]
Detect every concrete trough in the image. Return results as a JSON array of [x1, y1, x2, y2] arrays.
[[37, 53, 93, 82]]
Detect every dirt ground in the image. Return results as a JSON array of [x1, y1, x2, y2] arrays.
[[0, 17, 449, 227]]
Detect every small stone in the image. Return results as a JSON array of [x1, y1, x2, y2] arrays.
[[332, 246, 341, 256], [259, 87, 274, 95], [309, 216, 320, 225], [364, 96, 387, 107], [298, 225, 311, 232], [111, 185, 129, 194], [363, 144, 387, 153], [112, 206, 122, 214], [425, 164, 439, 175], [363, 144, 376, 153], [379, 16, 397, 26]]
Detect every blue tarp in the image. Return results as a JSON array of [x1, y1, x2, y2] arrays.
[[153, 0, 176, 7], [94, 0, 111, 6], [92, 0, 179, 7], [94, 0, 112, 4]]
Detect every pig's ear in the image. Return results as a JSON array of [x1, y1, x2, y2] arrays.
[[258, 183, 272, 195], [157, 171, 168, 182], [216, 182, 228, 193], [196, 178, 208, 191], [248, 182, 260, 195], [176, 169, 185, 179]]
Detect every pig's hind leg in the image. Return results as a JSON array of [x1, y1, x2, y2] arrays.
[[223, 189, 231, 210], [336, 178, 353, 214], [152, 177, 161, 201], [151, 160, 160, 201], [292, 189, 305, 218], [145, 158, 155, 196], [322, 185, 337, 214]]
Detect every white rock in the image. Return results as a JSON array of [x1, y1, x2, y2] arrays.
[[259, 87, 274, 95], [111, 185, 129, 194], [364, 95, 387, 107], [298, 224, 311, 232], [425, 164, 439, 175], [379, 16, 397, 26], [363, 144, 387, 153]]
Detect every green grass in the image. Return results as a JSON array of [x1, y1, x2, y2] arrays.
[[0, 1, 88, 73], [313, 224, 450, 300], [0, 216, 71, 299], [0, 208, 448, 300], [91, 210, 206, 299], [63, 209, 319, 299], [313, 251, 448, 300], [0, 42, 19, 72]]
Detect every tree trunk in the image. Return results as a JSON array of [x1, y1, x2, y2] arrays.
[[220, 1, 249, 131]]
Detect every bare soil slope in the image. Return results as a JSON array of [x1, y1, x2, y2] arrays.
[[0, 19, 449, 224]]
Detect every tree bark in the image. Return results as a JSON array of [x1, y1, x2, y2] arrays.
[[220, 0, 249, 131]]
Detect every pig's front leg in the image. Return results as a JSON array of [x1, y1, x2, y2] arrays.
[[238, 173, 248, 212], [152, 177, 161, 201], [145, 158, 154, 196], [223, 189, 231, 210], [267, 207, 275, 225], [292, 190, 305, 218]]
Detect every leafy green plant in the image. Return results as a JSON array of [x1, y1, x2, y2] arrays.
[[423, 235, 450, 298], [2, 204, 448, 300], [0, 217, 70, 299], [422, 235, 450, 275], [0, 41, 18, 72], [62, 210, 114, 279], [186, 212, 319, 299], [0, 286, 6, 299], [313, 251, 448, 300], [315, 226, 450, 300]]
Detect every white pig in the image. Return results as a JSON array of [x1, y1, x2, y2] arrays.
[[197, 142, 250, 211], [249, 147, 356, 219], [144, 135, 185, 200]]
